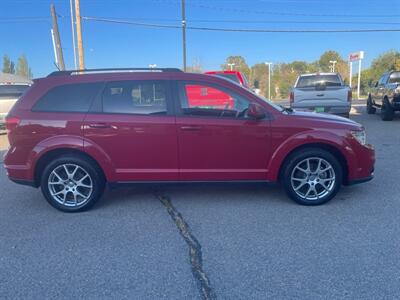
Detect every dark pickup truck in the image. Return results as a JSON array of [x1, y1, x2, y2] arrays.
[[367, 71, 400, 121]]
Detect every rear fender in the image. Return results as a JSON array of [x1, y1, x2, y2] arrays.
[[29, 135, 115, 182]]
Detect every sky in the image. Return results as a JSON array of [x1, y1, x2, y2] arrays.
[[1, 0, 400, 78]]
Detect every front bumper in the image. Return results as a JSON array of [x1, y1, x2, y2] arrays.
[[344, 142, 375, 185]]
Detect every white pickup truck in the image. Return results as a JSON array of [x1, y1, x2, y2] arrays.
[[289, 73, 352, 118], [0, 73, 32, 129]]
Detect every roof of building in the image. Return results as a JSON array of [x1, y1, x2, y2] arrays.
[[0, 72, 32, 84]]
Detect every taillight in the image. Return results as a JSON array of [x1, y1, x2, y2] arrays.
[[347, 90, 352, 102], [289, 91, 294, 104], [5, 116, 20, 133]]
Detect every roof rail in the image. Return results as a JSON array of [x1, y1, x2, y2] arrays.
[[47, 67, 183, 77]]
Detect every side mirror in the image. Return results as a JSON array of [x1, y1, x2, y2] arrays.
[[247, 103, 266, 120]]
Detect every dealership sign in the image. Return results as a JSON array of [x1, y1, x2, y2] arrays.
[[349, 51, 364, 62]]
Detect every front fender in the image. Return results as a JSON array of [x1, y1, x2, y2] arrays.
[[266, 130, 355, 182]]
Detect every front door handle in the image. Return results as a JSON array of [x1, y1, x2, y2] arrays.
[[88, 123, 111, 129], [316, 94, 324, 97], [180, 125, 201, 131]]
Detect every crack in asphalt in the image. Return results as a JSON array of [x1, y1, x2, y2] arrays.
[[155, 192, 217, 300]]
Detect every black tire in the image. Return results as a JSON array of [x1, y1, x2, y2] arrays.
[[281, 148, 343, 206], [381, 99, 394, 121], [366, 96, 376, 114], [40, 155, 105, 212]]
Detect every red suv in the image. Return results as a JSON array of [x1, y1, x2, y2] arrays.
[[3, 68, 375, 212]]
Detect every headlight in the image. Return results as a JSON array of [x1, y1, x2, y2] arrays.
[[351, 130, 366, 145]]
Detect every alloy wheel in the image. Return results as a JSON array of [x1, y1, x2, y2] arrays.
[[48, 163, 93, 207], [290, 157, 336, 201]]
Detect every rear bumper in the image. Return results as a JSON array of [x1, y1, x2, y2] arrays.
[[9, 177, 37, 187]]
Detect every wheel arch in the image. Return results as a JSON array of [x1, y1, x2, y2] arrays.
[[274, 142, 349, 185], [34, 148, 106, 187]]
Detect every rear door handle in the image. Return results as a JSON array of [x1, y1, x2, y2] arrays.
[[180, 125, 201, 131], [316, 94, 324, 97], [88, 123, 111, 129]]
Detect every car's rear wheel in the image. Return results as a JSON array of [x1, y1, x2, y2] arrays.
[[366, 96, 376, 114], [282, 148, 342, 206], [40, 155, 105, 212], [381, 99, 394, 121]]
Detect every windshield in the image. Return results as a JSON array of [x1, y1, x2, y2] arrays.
[[296, 75, 342, 88], [248, 89, 284, 112], [389, 72, 400, 83], [0, 84, 30, 98]]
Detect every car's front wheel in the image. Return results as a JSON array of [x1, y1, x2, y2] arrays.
[[282, 148, 342, 205], [40, 155, 105, 212]]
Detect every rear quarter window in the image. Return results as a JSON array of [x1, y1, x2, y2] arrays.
[[32, 82, 102, 112]]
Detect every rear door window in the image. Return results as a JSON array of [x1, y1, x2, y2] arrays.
[[296, 75, 342, 88], [101, 81, 168, 115], [32, 83, 102, 112]]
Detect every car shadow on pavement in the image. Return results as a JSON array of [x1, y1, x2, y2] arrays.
[[98, 182, 299, 210]]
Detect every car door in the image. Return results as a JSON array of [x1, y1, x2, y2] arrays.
[[175, 80, 271, 181], [83, 79, 178, 182]]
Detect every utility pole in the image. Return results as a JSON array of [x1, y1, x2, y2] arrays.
[[265, 62, 272, 100], [75, 0, 85, 70], [349, 61, 352, 87], [70, 0, 77, 69], [181, 0, 187, 72], [50, 4, 65, 70], [227, 63, 235, 71], [357, 59, 362, 99], [50, 29, 59, 68]]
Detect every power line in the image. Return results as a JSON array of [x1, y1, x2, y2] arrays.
[[151, 0, 400, 18], [82, 16, 400, 33], [80, 16, 400, 25], [82, 16, 180, 29]]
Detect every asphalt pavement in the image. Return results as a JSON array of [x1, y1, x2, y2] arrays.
[[1, 100, 400, 299]]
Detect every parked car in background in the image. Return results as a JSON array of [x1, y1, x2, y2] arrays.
[[204, 70, 250, 89], [4, 68, 374, 212], [0, 73, 32, 129], [290, 73, 352, 118], [367, 71, 400, 121]]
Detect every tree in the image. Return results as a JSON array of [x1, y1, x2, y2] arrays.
[[370, 50, 400, 80], [221, 56, 250, 79], [2, 55, 15, 74], [318, 50, 348, 82], [250, 63, 268, 96], [15, 55, 33, 79], [186, 57, 203, 73]]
